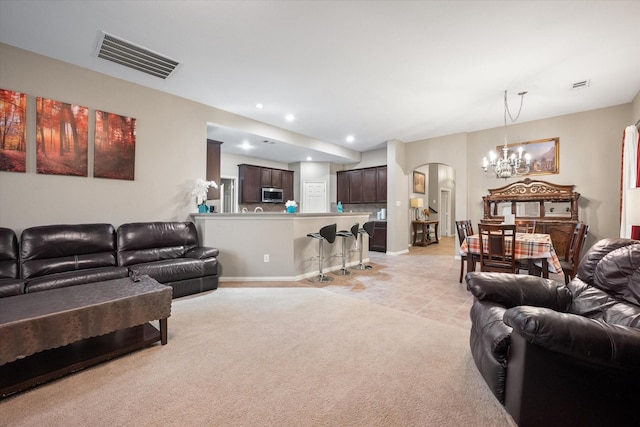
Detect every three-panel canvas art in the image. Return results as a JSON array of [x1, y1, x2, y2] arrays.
[[0, 88, 136, 180]]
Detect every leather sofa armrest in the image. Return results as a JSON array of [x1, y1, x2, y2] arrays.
[[504, 305, 640, 369], [185, 246, 219, 259], [466, 272, 572, 311]]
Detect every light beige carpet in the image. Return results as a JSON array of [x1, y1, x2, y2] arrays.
[[1, 288, 513, 426]]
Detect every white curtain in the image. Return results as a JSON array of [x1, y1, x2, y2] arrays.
[[620, 125, 639, 238]]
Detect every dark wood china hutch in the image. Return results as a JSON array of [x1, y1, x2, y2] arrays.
[[481, 178, 580, 258]]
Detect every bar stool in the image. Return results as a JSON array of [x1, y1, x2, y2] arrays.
[[355, 221, 375, 270], [306, 223, 337, 282], [333, 223, 358, 276]]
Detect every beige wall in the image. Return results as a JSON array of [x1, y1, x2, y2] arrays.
[[0, 43, 309, 234], [404, 103, 633, 249], [1, 41, 636, 251]]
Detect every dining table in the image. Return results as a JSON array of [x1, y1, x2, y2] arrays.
[[460, 232, 563, 278]]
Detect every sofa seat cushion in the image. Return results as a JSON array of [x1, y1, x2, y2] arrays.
[[0, 278, 24, 297], [128, 258, 217, 283], [25, 266, 129, 293]]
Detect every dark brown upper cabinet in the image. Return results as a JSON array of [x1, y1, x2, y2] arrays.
[[239, 164, 293, 203], [337, 166, 387, 204]]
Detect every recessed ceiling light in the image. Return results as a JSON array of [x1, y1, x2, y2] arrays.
[[256, 103, 263, 109], [240, 141, 252, 150], [346, 135, 355, 143], [306, 156, 312, 161], [263, 140, 275, 145], [285, 114, 295, 122]]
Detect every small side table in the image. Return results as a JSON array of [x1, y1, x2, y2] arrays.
[[412, 220, 439, 246]]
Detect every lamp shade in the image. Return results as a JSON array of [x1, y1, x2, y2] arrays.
[[410, 198, 424, 208], [627, 188, 640, 226]]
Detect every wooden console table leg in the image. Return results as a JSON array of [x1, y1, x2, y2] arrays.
[[160, 318, 168, 345]]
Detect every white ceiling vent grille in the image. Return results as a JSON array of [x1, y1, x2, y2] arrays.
[[571, 80, 590, 90], [96, 31, 180, 79]]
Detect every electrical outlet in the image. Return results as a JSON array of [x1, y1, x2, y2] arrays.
[[263, 254, 270, 263]]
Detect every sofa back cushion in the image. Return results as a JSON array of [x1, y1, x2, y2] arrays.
[[568, 238, 640, 326], [0, 227, 19, 279], [576, 238, 640, 305], [21, 223, 118, 280], [117, 222, 199, 266]]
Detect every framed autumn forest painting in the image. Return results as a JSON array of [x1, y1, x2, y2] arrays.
[[0, 88, 27, 173], [94, 110, 136, 180], [36, 97, 88, 176]]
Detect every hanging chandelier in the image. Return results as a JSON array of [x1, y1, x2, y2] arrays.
[[482, 90, 531, 179]]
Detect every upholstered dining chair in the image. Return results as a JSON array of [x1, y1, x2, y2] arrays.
[[478, 223, 518, 274], [455, 220, 477, 283], [515, 219, 536, 233], [559, 223, 589, 284]]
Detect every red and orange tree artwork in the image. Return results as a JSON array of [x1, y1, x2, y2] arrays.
[[36, 97, 88, 176], [0, 88, 27, 173], [95, 110, 136, 180]]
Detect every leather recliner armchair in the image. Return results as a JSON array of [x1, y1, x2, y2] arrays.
[[466, 238, 640, 427]]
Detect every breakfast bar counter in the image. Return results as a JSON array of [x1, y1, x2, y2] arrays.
[[191, 212, 371, 281]]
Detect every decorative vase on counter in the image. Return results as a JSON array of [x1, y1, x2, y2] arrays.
[[198, 204, 208, 213], [287, 206, 296, 213]]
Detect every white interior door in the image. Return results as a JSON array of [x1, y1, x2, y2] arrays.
[[303, 181, 327, 213], [440, 188, 451, 236]]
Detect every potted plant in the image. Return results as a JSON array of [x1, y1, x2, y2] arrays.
[[192, 179, 218, 213], [285, 200, 297, 213]]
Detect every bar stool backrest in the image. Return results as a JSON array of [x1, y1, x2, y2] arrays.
[[320, 223, 337, 244], [350, 223, 359, 240], [362, 221, 375, 237]]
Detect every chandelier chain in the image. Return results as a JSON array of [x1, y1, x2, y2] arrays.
[[482, 89, 531, 179], [504, 90, 526, 125]]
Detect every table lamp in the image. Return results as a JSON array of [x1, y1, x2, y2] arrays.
[[410, 198, 424, 220]]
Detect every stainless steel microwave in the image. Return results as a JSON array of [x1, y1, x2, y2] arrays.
[[261, 187, 284, 203]]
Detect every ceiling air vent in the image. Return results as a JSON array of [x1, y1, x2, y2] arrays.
[[96, 31, 180, 79], [571, 80, 590, 90]]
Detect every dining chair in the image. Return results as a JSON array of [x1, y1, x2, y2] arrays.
[[560, 223, 589, 284], [515, 219, 536, 233], [455, 220, 478, 283], [478, 223, 518, 274]]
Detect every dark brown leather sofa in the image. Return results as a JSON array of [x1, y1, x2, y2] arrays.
[[21, 223, 129, 293], [2, 221, 218, 299], [0, 227, 23, 297], [466, 238, 640, 427], [117, 221, 219, 298]]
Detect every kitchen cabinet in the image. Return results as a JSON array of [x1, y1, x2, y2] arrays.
[[362, 168, 377, 203], [337, 166, 387, 204], [376, 167, 387, 202], [206, 139, 221, 200], [239, 164, 261, 203], [239, 164, 293, 204], [282, 170, 294, 202], [348, 170, 362, 203], [369, 221, 387, 252], [261, 168, 282, 189], [337, 170, 349, 203]]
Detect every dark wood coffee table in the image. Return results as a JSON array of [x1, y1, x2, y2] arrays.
[[0, 276, 172, 398]]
